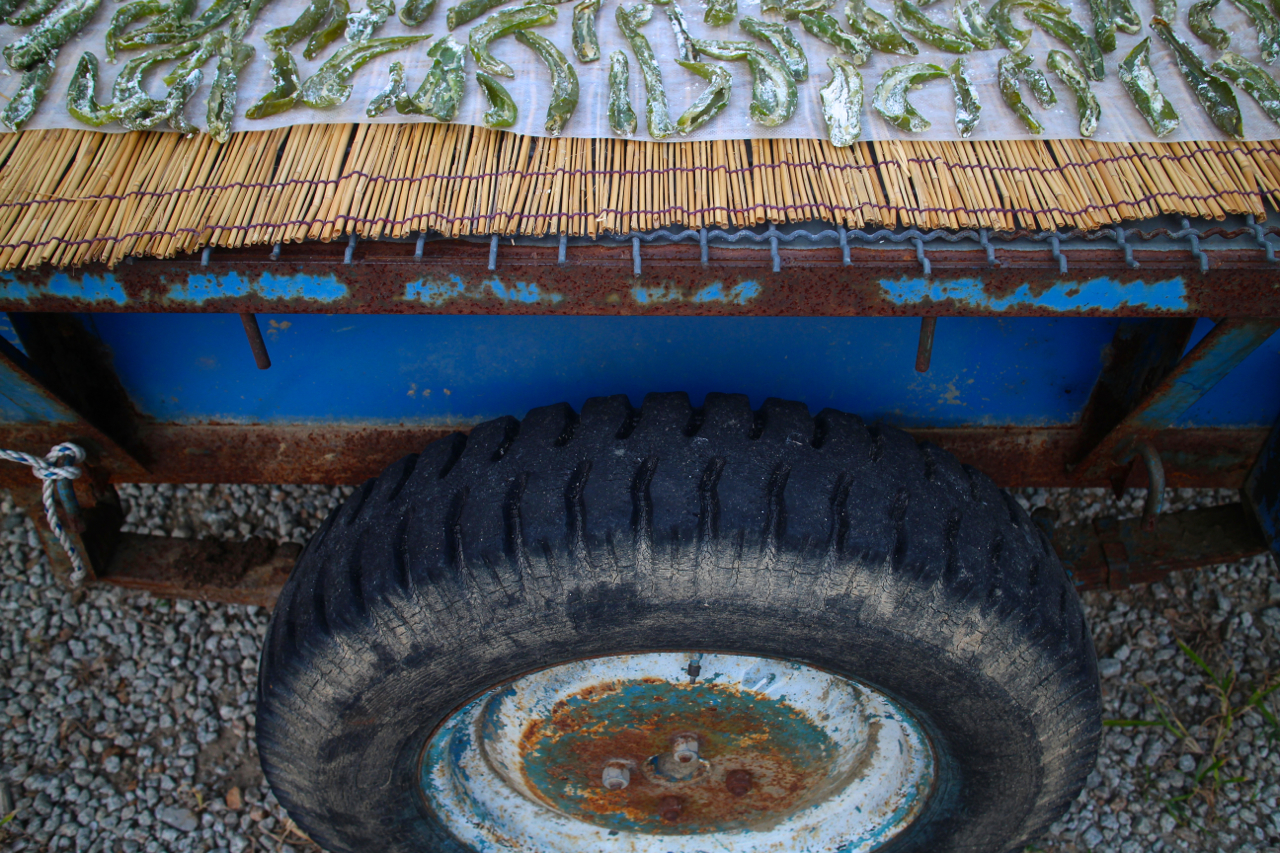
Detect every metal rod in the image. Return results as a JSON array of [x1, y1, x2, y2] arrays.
[[1137, 442, 1165, 531], [239, 313, 271, 370], [915, 317, 936, 373]]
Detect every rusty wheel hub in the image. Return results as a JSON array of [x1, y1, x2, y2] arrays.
[[420, 652, 934, 852]]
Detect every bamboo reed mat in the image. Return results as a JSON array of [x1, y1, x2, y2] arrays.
[[1, 122, 1279, 270]]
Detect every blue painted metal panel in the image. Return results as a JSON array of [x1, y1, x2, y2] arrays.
[[1244, 414, 1280, 559], [0, 359, 76, 424], [879, 275, 1189, 313], [78, 314, 1122, 427], [1174, 320, 1280, 428]]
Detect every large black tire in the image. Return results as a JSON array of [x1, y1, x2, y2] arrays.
[[258, 393, 1100, 853]]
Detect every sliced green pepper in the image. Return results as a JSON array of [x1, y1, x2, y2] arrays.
[[266, 0, 329, 47], [872, 61, 947, 131], [820, 54, 863, 144], [1189, 0, 1230, 48], [469, 3, 555, 77], [1025, 64, 1056, 106], [953, 0, 996, 49], [1026, 10, 1105, 80], [1228, 0, 1280, 63], [998, 51, 1043, 133], [704, 0, 734, 25], [1047, 48, 1099, 136], [948, 55, 979, 137], [740, 16, 807, 79], [1213, 50, 1280, 125], [1111, 0, 1141, 33], [675, 59, 731, 134], [247, 45, 300, 118], [476, 69, 517, 126], [207, 40, 253, 142], [367, 60, 406, 116], [164, 31, 224, 86], [8, 0, 61, 29], [988, 0, 1067, 51], [800, 11, 870, 63], [447, 0, 502, 29], [347, 0, 395, 42], [2, 49, 55, 130], [299, 34, 429, 108], [105, 0, 164, 64], [397, 33, 466, 119], [694, 37, 798, 126], [894, 0, 973, 51], [5, 0, 100, 70], [1154, 0, 1176, 15], [1118, 36, 1179, 136], [305, 0, 350, 60], [664, 0, 700, 62], [608, 49, 637, 135], [619, 3, 676, 137], [66, 51, 117, 127], [846, 0, 918, 53], [1085, 0, 1115, 52], [399, 0, 435, 25], [515, 29, 578, 136], [572, 0, 602, 61], [1151, 16, 1243, 138]]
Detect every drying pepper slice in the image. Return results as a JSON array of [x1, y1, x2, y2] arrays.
[[1026, 10, 1105, 81], [305, 0, 350, 60], [572, 0, 602, 61], [469, 3, 556, 77], [820, 54, 863, 145], [399, 33, 467, 119], [949, 55, 980, 136], [740, 15, 807, 80], [105, 0, 164, 63], [664, 0, 700, 62], [872, 61, 947, 131], [299, 34, 430, 108], [953, 0, 996, 49], [799, 11, 870, 63], [1110, 0, 1141, 34], [5, 0, 100, 70], [447, 0, 502, 29], [1085, 0, 1115, 52], [207, 40, 254, 142], [347, 0, 396, 43], [367, 60, 406, 116], [1151, 16, 1243, 139], [399, 0, 435, 25], [1, 49, 55, 129], [67, 51, 118, 126], [988, 0, 1067, 51], [675, 59, 731, 134], [1118, 36, 1180, 136], [162, 31, 223, 86], [694, 37, 798, 126], [704, 0, 734, 25], [1025, 63, 1056, 107], [846, 0, 918, 54], [1047, 48, 1099, 136], [1213, 50, 1280, 125], [266, 0, 329, 47], [1189, 0, 1230, 48], [8, 0, 59, 28], [894, 0, 973, 51], [246, 45, 300, 119], [476, 69, 517, 127], [515, 29, 579, 136], [998, 51, 1043, 133], [1228, 0, 1280, 63], [618, 3, 676, 138], [608, 49, 638, 135], [1154, 0, 1175, 15]]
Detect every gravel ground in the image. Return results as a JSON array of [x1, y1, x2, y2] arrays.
[[0, 482, 1274, 852]]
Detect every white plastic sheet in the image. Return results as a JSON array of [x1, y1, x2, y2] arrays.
[[4, 0, 1280, 141]]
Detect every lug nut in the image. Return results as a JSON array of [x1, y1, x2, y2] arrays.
[[726, 769, 753, 797], [671, 734, 699, 764], [659, 796, 683, 822], [601, 762, 631, 791]]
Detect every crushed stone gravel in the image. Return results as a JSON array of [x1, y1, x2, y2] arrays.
[[0, 481, 1274, 853]]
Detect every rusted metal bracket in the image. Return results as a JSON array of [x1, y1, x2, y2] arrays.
[[1053, 502, 1271, 592], [915, 317, 936, 373], [1244, 411, 1280, 561], [1073, 318, 1280, 483]]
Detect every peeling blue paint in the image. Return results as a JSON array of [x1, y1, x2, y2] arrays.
[[0, 272, 127, 305], [879, 276, 1188, 312], [630, 280, 761, 306], [405, 275, 468, 306], [165, 273, 348, 304], [630, 285, 683, 304], [403, 276, 563, 305]]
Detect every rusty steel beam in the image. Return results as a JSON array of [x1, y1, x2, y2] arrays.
[[1053, 503, 1271, 591], [94, 534, 298, 608], [1073, 319, 1280, 483], [3, 241, 1280, 316]]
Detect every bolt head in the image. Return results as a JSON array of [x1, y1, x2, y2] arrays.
[[658, 796, 683, 822], [725, 769, 752, 797], [601, 763, 631, 791]]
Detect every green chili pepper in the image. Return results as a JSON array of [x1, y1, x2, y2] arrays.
[[2, 49, 55, 129], [367, 59, 405, 116], [1213, 51, 1280, 125], [1151, 16, 1243, 138], [399, 0, 434, 25], [469, 3, 555, 77], [305, 0, 349, 60], [820, 54, 863, 144], [397, 33, 466, 118], [105, 0, 163, 63], [207, 39, 252, 142], [988, 0, 1067, 50], [163, 31, 223, 86], [704, 0, 734, 24], [665, 0, 700, 61], [476, 68, 516, 126], [619, 3, 676, 137], [267, 0, 328, 47], [783, 0, 835, 16], [1026, 10, 1105, 80], [347, 0, 395, 42], [845, 0, 918, 53], [67, 51, 117, 126], [114, 0, 240, 49], [1118, 36, 1179, 136], [9, 0, 61, 29], [1111, 0, 1140, 32], [163, 67, 204, 133], [246, 45, 300, 118], [1047, 48, 1098, 135], [1189, 0, 1230, 47], [894, 0, 973, 51], [1025, 64, 1056, 106], [998, 52, 1043, 132], [513, 29, 578, 136], [800, 11, 870, 62], [674, 59, 731, 133], [1228, 0, 1280, 63], [0, 0, 27, 20], [111, 41, 195, 107], [572, 0, 601, 61], [608, 49, 637, 134], [872, 61, 946, 131], [694, 37, 798, 126], [953, 0, 996, 48], [948, 55, 979, 137], [740, 16, 807, 79], [5, 0, 100, 70], [1084, 0, 1116, 52], [447, 0, 502, 29], [299, 34, 429, 107]]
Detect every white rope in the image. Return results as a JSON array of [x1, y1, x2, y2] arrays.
[[0, 443, 87, 584]]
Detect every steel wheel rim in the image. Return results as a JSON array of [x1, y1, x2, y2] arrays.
[[420, 651, 935, 852]]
